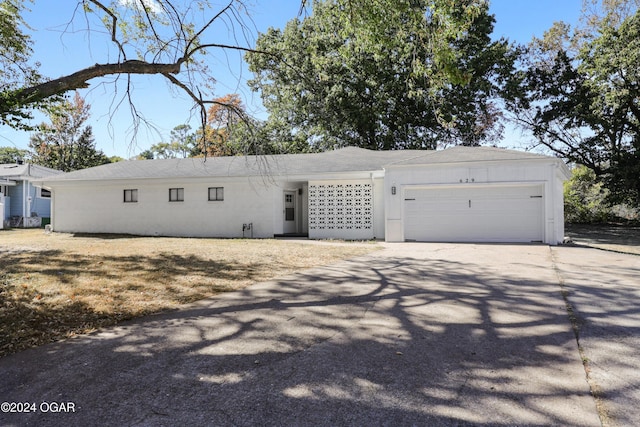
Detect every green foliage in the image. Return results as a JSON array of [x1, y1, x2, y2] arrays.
[[580, 10, 640, 206], [220, 118, 310, 156], [508, 4, 640, 207], [147, 125, 198, 159], [247, 0, 515, 151], [28, 93, 110, 171], [0, 0, 47, 129], [305, 0, 487, 88], [0, 146, 29, 163], [135, 149, 154, 160], [195, 94, 303, 156], [0, 0, 63, 129], [604, 141, 640, 206], [564, 165, 613, 223]]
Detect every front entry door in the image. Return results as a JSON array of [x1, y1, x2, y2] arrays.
[[283, 190, 297, 234]]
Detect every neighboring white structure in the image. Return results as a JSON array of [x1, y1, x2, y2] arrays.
[[1, 163, 62, 228], [37, 146, 570, 244]]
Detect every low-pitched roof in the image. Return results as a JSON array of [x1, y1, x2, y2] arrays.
[[386, 146, 557, 166], [0, 163, 63, 179], [40, 146, 559, 183]]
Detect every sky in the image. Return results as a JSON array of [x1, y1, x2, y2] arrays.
[[0, 0, 583, 159]]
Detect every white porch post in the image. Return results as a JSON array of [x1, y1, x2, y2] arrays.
[[22, 180, 27, 219]]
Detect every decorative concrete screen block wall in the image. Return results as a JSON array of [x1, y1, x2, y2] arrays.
[[308, 180, 374, 240]]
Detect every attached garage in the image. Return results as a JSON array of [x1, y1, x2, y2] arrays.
[[37, 145, 569, 244], [384, 146, 570, 245], [403, 184, 544, 243]]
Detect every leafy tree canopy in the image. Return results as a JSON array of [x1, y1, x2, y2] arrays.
[[247, 0, 515, 151], [0, 0, 51, 129], [29, 92, 111, 171], [507, 0, 640, 206], [200, 94, 248, 157], [564, 164, 613, 223], [147, 124, 197, 159], [0, 146, 29, 163]]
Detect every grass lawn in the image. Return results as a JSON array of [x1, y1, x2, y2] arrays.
[[0, 229, 380, 357]]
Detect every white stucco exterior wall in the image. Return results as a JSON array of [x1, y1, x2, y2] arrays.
[[372, 176, 385, 240], [50, 177, 276, 238]]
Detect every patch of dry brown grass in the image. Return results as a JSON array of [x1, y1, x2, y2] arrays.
[[0, 229, 380, 357]]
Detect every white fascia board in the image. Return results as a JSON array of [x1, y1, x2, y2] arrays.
[[25, 178, 46, 186], [42, 175, 250, 187], [282, 171, 375, 181], [29, 180, 54, 191], [556, 161, 572, 180], [384, 157, 563, 171], [370, 170, 385, 179], [42, 170, 378, 188]]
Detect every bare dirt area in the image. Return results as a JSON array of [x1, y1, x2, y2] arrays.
[[565, 223, 640, 255], [0, 229, 380, 357]]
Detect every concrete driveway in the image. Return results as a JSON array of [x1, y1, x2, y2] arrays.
[[2, 242, 633, 426], [550, 246, 640, 427]]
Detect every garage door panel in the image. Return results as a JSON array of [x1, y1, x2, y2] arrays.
[[404, 185, 543, 243]]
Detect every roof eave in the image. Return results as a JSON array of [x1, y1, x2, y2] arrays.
[[385, 156, 562, 169], [39, 169, 381, 186]]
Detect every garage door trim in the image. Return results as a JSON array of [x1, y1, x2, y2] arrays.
[[401, 182, 546, 243]]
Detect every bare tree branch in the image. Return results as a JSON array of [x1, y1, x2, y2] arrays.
[[1, 0, 275, 144], [183, 1, 235, 57], [86, 0, 127, 59], [9, 60, 180, 108]]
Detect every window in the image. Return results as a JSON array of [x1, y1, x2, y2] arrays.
[[40, 188, 51, 198], [124, 189, 138, 203], [169, 187, 184, 202], [208, 187, 224, 201], [285, 208, 295, 221]]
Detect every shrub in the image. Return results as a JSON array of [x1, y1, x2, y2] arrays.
[[564, 165, 613, 223]]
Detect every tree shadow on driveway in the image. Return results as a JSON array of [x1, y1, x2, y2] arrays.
[[1, 244, 600, 426], [551, 245, 640, 427]]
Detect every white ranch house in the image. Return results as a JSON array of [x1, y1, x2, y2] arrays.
[[37, 146, 570, 244]]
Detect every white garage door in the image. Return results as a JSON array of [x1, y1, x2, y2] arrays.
[[404, 185, 544, 242]]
